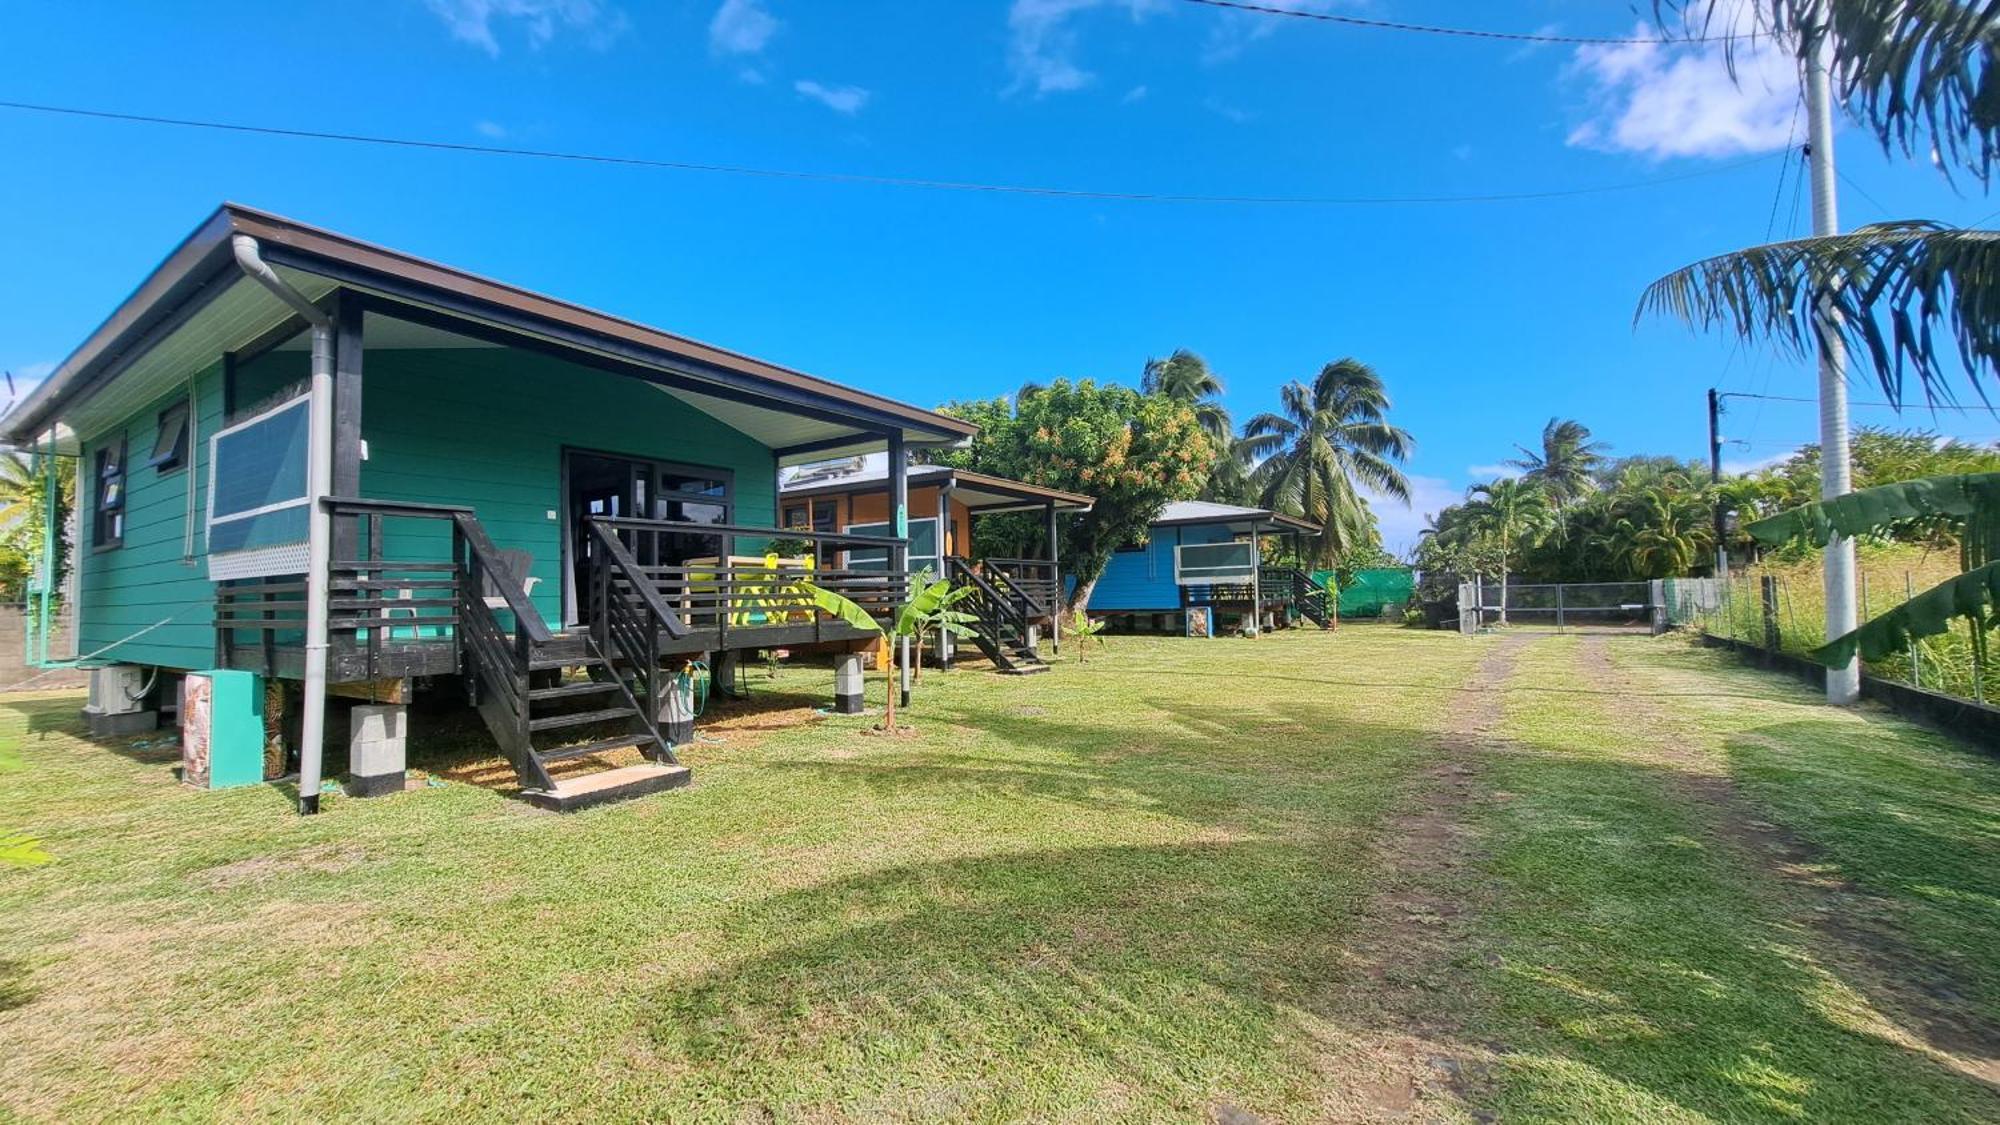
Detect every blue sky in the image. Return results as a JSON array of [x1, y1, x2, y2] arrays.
[[1, 0, 1994, 552]]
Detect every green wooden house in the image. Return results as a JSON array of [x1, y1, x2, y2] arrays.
[[3, 204, 973, 810]]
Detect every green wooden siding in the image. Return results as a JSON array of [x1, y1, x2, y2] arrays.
[[75, 364, 226, 671], [358, 347, 778, 626], [73, 343, 783, 670]]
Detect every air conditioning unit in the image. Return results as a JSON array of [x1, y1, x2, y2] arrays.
[[85, 665, 148, 716], [83, 664, 158, 737]]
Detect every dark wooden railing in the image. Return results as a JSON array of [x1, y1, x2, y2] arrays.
[[949, 557, 1028, 652], [588, 517, 908, 649], [586, 519, 687, 736], [985, 557, 1058, 618]]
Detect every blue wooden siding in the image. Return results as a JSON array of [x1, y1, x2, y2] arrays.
[[358, 348, 778, 627], [1089, 521, 1234, 611], [75, 364, 226, 671]]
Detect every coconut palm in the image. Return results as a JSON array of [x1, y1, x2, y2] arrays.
[[1458, 479, 1553, 624], [1507, 418, 1610, 507], [1141, 349, 1231, 445], [1238, 358, 1413, 568]]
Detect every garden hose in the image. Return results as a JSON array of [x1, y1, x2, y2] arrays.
[[681, 660, 711, 718]]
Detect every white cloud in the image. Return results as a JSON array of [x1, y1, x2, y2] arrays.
[[1466, 463, 1524, 482], [425, 0, 626, 57], [1365, 474, 1462, 558], [1004, 0, 1161, 97], [1203, 96, 1253, 124], [474, 119, 507, 138], [1566, 12, 1800, 159], [709, 0, 778, 56], [1121, 84, 1149, 104], [794, 79, 870, 115]]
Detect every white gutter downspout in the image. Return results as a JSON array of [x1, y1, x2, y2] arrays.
[[231, 235, 336, 816]]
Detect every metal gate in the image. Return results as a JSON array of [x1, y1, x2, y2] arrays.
[[1457, 579, 1668, 635]]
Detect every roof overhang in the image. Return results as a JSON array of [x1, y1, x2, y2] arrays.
[[3, 204, 978, 458], [1152, 510, 1322, 537], [781, 465, 1094, 514]]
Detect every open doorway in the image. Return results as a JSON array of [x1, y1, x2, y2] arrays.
[[561, 449, 733, 625]]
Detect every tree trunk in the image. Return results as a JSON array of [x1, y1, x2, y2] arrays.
[[1069, 574, 1101, 617]]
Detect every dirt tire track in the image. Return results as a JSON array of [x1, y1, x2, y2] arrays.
[[1307, 636, 1527, 1123], [1578, 635, 2000, 1086]]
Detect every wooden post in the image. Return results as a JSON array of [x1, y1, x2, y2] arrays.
[[331, 291, 365, 563], [1760, 575, 1782, 657], [1045, 499, 1061, 653], [936, 479, 953, 665]]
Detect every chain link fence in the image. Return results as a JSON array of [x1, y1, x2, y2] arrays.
[[1457, 579, 1666, 635], [1667, 573, 2000, 704]]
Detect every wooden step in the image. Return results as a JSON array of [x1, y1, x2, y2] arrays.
[[527, 680, 622, 702], [528, 706, 637, 733], [997, 663, 1051, 676], [536, 733, 660, 762], [521, 762, 691, 812], [528, 652, 606, 671]]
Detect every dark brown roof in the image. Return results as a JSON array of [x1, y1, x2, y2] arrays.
[[4, 203, 978, 445]]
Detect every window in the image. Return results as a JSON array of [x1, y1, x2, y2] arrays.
[[1116, 536, 1148, 553], [846, 518, 940, 576], [811, 499, 837, 533], [783, 504, 809, 529], [147, 401, 191, 473], [93, 439, 126, 548], [205, 395, 312, 579]]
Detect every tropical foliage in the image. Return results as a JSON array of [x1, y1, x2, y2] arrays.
[[1507, 418, 1610, 507], [1749, 472, 2000, 667], [934, 379, 1213, 613]]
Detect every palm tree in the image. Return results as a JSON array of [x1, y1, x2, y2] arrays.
[[1458, 479, 1553, 624], [1238, 358, 1413, 568], [1507, 419, 1610, 508], [1141, 349, 1230, 445], [1640, 2, 1999, 404]]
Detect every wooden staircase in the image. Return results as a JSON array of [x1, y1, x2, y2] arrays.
[[458, 517, 688, 811], [949, 559, 1050, 675]]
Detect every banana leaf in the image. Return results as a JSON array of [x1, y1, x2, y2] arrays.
[[806, 583, 885, 635], [1747, 473, 2000, 547], [1811, 560, 2000, 667]]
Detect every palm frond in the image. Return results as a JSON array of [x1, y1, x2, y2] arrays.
[[1639, 222, 2000, 406]]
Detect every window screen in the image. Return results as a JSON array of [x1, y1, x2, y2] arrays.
[[846, 518, 936, 575], [1175, 541, 1256, 585], [206, 395, 312, 579], [148, 401, 191, 472]]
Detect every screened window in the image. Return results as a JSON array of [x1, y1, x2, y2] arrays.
[[846, 518, 938, 576], [147, 401, 191, 472], [206, 395, 311, 574], [1174, 541, 1256, 585], [93, 439, 126, 548], [783, 504, 809, 529]]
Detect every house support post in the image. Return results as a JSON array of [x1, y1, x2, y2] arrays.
[[661, 664, 696, 748], [833, 651, 865, 714], [348, 703, 407, 797], [888, 431, 909, 700], [1045, 500, 1060, 654], [937, 479, 954, 666]]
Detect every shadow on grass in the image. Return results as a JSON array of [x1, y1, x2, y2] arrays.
[[0, 957, 34, 1013]]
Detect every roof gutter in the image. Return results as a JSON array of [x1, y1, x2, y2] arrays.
[[231, 235, 335, 817]]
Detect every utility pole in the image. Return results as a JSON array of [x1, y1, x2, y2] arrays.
[[1803, 20, 1860, 704], [1707, 387, 1729, 580]]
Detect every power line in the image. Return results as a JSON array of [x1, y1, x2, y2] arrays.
[[0, 98, 1781, 208], [1720, 390, 2000, 414], [1173, 0, 1758, 45]]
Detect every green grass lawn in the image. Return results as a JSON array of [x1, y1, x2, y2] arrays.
[[2, 630, 1996, 1121]]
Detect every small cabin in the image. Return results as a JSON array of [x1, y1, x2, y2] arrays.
[[779, 463, 1093, 673], [5, 204, 974, 810], [1091, 501, 1325, 636]]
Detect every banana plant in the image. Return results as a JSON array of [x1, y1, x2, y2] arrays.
[[803, 568, 972, 732], [1067, 609, 1108, 662], [1747, 472, 2000, 667], [897, 571, 977, 690]]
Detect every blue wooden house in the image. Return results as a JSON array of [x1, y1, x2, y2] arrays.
[[2, 205, 974, 810], [1089, 501, 1325, 635]]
